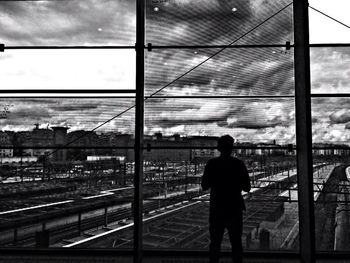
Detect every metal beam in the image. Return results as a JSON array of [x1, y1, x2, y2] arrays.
[[293, 1, 316, 262], [134, 0, 145, 262]]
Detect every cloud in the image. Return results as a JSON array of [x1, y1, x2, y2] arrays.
[[50, 104, 100, 112], [146, 46, 294, 97], [311, 98, 350, 143], [0, 0, 135, 45], [0, 98, 136, 133], [2, 105, 53, 129], [218, 118, 284, 130], [144, 98, 294, 141], [329, 109, 350, 124], [146, 0, 292, 45], [311, 48, 350, 93]]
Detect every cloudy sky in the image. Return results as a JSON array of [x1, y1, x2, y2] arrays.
[[0, 0, 349, 145]]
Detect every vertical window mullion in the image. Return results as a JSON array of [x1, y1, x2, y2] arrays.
[[293, 0, 316, 262], [134, 0, 145, 263]]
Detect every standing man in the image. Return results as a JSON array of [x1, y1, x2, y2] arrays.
[[202, 135, 251, 263]]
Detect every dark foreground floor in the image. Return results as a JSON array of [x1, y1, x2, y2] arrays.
[[1, 250, 350, 263]]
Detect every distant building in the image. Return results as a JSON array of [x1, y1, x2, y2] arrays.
[[235, 142, 256, 156], [0, 131, 13, 158], [15, 131, 33, 156], [313, 143, 350, 156], [32, 124, 53, 157], [144, 134, 190, 162], [13, 124, 53, 158], [52, 126, 69, 162], [0, 156, 37, 164], [112, 134, 134, 161], [67, 129, 98, 161], [189, 136, 218, 161]]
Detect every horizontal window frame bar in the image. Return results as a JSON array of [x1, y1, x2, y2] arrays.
[[4, 46, 135, 50], [0, 90, 135, 94], [310, 43, 350, 48], [3, 44, 290, 50], [0, 95, 294, 99], [143, 146, 295, 150], [1, 146, 349, 150], [147, 44, 292, 49], [0, 94, 348, 98], [145, 95, 294, 99], [148, 43, 350, 49], [0, 248, 349, 260], [0, 96, 136, 98], [140, 94, 349, 99], [3, 43, 350, 51], [0, 146, 135, 150], [0, 248, 301, 258], [0, 146, 295, 150], [311, 93, 350, 98]]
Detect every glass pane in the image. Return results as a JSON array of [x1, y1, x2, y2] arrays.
[[145, 48, 294, 96], [145, 98, 295, 144], [312, 98, 350, 145], [139, 98, 299, 251], [0, 97, 135, 248], [0, 50, 135, 91], [309, 0, 350, 44], [311, 47, 350, 94], [137, 147, 297, 251], [312, 98, 350, 252], [0, 98, 135, 134], [146, 0, 293, 46], [0, 0, 135, 46]]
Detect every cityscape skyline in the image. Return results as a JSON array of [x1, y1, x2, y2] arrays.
[[0, 122, 349, 148]]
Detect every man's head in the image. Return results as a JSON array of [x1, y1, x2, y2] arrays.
[[217, 135, 234, 155]]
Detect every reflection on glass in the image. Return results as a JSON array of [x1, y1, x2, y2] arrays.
[[312, 98, 350, 144], [85, 145, 299, 250], [145, 48, 294, 96], [146, 0, 293, 46], [0, 98, 135, 134], [145, 98, 295, 144], [140, 95, 298, 251], [312, 98, 350, 251], [311, 47, 350, 94], [0, 0, 135, 46], [0, 98, 135, 248]]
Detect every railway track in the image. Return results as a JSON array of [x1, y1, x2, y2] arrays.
[[0, 164, 328, 248], [0, 191, 202, 247]]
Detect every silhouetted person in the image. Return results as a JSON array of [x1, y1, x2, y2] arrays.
[[202, 135, 251, 263]]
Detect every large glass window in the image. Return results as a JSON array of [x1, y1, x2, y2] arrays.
[[145, 48, 294, 96], [146, 0, 292, 46], [142, 0, 298, 253], [311, 97, 350, 252], [0, 0, 136, 250], [0, 0, 135, 46], [309, 0, 350, 254], [1, 0, 350, 261], [0, 98, 135, 248]]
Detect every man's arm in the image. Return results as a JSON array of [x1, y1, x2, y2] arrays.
[[241, 161, 251, 192], [201, 161, 211, 191]]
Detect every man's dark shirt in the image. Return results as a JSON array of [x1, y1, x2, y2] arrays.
[[202, 155, 251, 219]]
